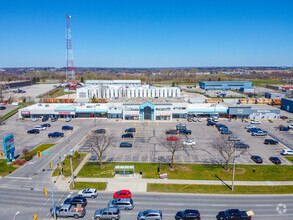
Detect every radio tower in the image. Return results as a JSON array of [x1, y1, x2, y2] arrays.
[[66, 15, 76, 88]]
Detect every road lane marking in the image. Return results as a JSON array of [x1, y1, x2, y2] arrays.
[[5, 177, 33, 180], [167, 203, 184, 206], [211, 204, 228, 206], [189, 154, 193, 163], [256, 204, 272, 207]]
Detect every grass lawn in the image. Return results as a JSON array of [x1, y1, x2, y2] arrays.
[[285, 157, 293, 163], [0, 159, 17, 176], [78, 162, 293, 181], [70, 182, 107, 191], [52, 153, 87, 177], [31, 144, 55, 154], [147, 184, 293, 194]]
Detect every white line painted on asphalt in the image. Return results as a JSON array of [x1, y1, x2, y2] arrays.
[[5, 177, 33, 180], [167, 203, 184, 206], [211, 204, 228, 206], [256, 204, 272, 206]]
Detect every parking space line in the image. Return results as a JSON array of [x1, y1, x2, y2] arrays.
[[131, 154, 133, 162], [113, 154, 117, 162], [197, 154, 202, 163], [157, 122, 158, 126], [122, 154, 126, 162], [189, 154, 193, 163], [148, 154, 150, 162], [165, 155, 167, 162], [104, 155, 108, 162], [139, 155, 141, 162]]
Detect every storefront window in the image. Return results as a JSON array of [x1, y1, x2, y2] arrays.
[[156, 115, 171, 120], [172, 113, 187, 119]]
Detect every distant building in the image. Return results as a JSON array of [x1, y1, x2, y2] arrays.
[[239, 87, 255, 94], [265, 92, 286, 100], [281, 98, 293, 113], [199, 81, 253, 90], [85, 80, 141, 86]]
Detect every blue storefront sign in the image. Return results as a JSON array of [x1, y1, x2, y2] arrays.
[[3, 134, 16, 164]]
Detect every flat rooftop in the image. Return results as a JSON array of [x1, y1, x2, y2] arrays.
[[224, 103, 279, 109], [109, 97, 187, 104]]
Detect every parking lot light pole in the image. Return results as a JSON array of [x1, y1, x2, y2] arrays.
[[232, 151, 242, 191], [59, 153, 63, 176]]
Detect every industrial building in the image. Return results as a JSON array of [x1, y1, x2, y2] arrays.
[[239, 87, 255, 94], [199, 81, 253, 90], [281, 98, 293, 113], [264, 92, 286, 100]]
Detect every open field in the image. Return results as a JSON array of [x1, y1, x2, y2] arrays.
[[0, 159, 17, 176]]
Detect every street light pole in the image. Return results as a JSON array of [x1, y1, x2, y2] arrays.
[[232, 150, 241, 191], [67, 139, 75, 188], [13, 211, 20, 220]]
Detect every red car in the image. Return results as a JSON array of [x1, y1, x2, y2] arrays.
[[113, 190, 132, 199], [280, 116, 288, 120], [167, 136, 179, 141]]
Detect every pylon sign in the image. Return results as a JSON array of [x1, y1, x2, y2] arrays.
[[3, 134, 16, 164]]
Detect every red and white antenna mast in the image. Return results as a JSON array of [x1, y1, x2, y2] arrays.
[[66, 15, 76, 84]]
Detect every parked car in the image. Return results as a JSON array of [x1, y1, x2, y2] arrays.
[[62, 125, 73, 130], [187, 118, 193, 122], [175, 209, 200, 220], [51, 117, 57, 122], [32, 117, 39, 122], [63, 196, 87, 207], [125, 128, 136, 132], [212, 116, 219, 122], [0, 106, 6, 110], [176, 124, 186, 130], [95, 129, 106, 134], [269, 157, 281, 164], [119, 142, 132, 148], [288, 124, 293, 129], [234, 142, 249, 149], [215, 124, 225, 128], [137, 210, 162, 220], [218, 126, 228, 131], [207, 121, 216, 126], [27, 129, 40, 134], [113, 190, 132, 199], [48, 132, 64, 138], [166, 129, 178, 134], [251, 120, 261, 124], [122, 133, 133, 138], [280, 127, 290, 131], [78, 188, 98, 198], [192, 117, 197, 122], [216, 209, 252, 220], [167, 136, 179, 141], [197, 118, 202, 122], [35, 125, 46, 131], [51, 204, 85, 219], [251, 155, 263, 164], [179, 129, 192, 135], [281, 149, 293, 156], [41, 123, 51, 127], [183, 140, 196, 146], [65, 117, 71, 122], [264, 139, 278, 145], [42, 117, 48, 122], [94, 207, 120, 220], [245, 125, 255, 129], [247, 128, 262, 133], [108, 198, 134, 210], [228, 136, 240, 141], [280, 116, 288, 120], [252, 131, 268, 136], [221, 130, 232, 135]]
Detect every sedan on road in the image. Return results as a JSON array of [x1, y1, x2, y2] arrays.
[[251, 155, 263, 164], [269, 157, 281, 164], [183, 140, 196, 146], [264, 139, 278, 145], [0, 106, 6, 110], [48, 132, 64, 138], [167, 136, 179, 141], [247, 128, 261, 133], [288, 124, 293, 129], [78, 188, 98, 198], [32, 117, 39, 122], [234, 142, 249, 149], [113, 190, 132, 199], [251, 120, 261, 124], [63, 196, 87, 207], [27, 129, 40, 134], [137, 210, 162, 220], [175, 209, 201, 220], [62, 125, 73, 130]]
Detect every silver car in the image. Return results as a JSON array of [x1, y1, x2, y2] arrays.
[[94, 207, 120, 220], [78, 188, 98, 198], [137, 210, 163, 220], [108, 198, 134, 210]]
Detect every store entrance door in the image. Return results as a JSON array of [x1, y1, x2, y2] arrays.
[[144, 106, 151, 120]]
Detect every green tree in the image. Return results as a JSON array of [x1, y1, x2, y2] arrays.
[[91, 94, 97, 103], [80, 76, 84, 83], [218, 77, 221, 81], [171, 82, 176, 87]]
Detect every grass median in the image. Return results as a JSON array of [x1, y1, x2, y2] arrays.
[[52, 153, 87, 177], [77, 162, 293, 181], [0, 159, 17, 176], [31, 144, 55, 154], [147, 183, 293, 194], [70, 182, 107, 191]]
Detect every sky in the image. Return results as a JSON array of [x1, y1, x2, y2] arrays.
[[0, 0, 293, 68]]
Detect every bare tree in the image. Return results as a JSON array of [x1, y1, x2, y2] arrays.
[[88, 132, 115, 169], [212, 136, 246, 170], [158, 134, 184, 168]]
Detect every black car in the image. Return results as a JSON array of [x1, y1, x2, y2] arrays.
[[251, 155, 263, 164], [62, 125, 73, 130], [264, 139, 278, 145], [166, 130, 178, 134], [179, 129, 192, 135], [234, 142, 249, 149], [51, 117, 57, 122], [269, 157, 281, 164], [27, 129, 40, 134], [0, 106, 6, 110], [120, 142, 132, 148], [175, 209, 200, 220], [125, 128, 136, 132], [63, 196, 87, 207], [95, 129, 106, 134], [42, 123, 51, 127], [48, 132, 64, 138], [207, 121, 216, 126], [42, 117, 48, 122], [122, 133, 133, 138]]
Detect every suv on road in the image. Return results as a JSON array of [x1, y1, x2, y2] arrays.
[[63, 196, 87, 207], [221, 130, 232, 135], [216, 209, 252, 220], [137, 210, 163, 220], [175, 209, 201, 220], [264, 139, 278, 145], [108, 198, 134, 210], [78, 188, 98, 198], [94, 207, 120, 220], [48, 132, 64, 138]]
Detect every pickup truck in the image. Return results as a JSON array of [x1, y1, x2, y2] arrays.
[[51, 204, 86, 219], [216, 209, 253, 220]]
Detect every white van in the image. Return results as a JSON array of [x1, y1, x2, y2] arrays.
[[212, 116, 219, 122]]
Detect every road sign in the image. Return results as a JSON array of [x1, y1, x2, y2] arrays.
[[42, 152, 51, 155]]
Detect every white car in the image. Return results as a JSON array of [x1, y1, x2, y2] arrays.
[[35, 126, 46, 131], [245, 125, 255, 129], [197, 118, 202, 122], [281, 149, 293, 156], [78, 188, 98, 198], [183, 140, 196, 146], [66, 118, 71, 122], [288, 124, 293, 129], [32, 117, 39, 122], [251, 120, 261, 124]]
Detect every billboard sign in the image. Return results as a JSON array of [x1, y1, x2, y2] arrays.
[[3, 134, 15, 156]]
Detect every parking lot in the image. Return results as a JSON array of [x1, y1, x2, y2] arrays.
[[79, 118, 293, 166]]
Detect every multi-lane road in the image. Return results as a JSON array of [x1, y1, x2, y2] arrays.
[[0, 187, 292, 220]]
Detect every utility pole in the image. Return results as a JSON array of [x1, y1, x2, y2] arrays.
[[67, 139, 75, 188], [52, 187, 56, 220], [59, 153, 63, 176]]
